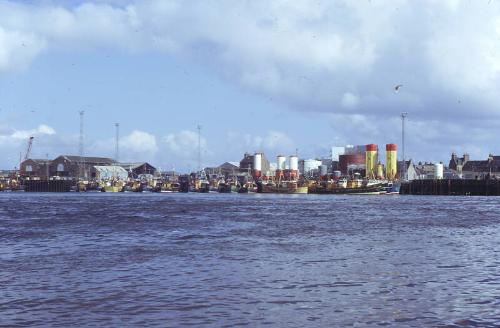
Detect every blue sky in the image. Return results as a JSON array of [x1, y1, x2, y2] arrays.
[[1, 0, 500, 171]]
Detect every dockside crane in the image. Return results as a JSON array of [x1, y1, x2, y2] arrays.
[[19, 136, 34, 176], [24, 136, 34, 161]]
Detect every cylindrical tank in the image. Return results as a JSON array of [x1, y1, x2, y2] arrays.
[[319, 165, 328, 177], [365, 144, 378, 178], [277, 155, 286, 170], [339, 154, 365, 175], [276, 155, 286, 178], [386, 144, 397, 181], [289, 155, 298, 171], [435, 163, 444, 180], [289, 155, 299, 180], [253, 153, 262, 178], [376, 163, 384, 179]]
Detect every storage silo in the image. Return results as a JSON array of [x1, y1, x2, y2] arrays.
[[253, 152, 263, 178], [289, 155, 299, 180], [435, 163, 444, 180], [365, 144, 378, 178], [386, 144, 397, 181], [276, 155, 286, 178], [339, 154, 365, 175], [376, 163, 385, 180]]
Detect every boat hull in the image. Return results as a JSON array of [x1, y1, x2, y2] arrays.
[[260, 185, 309, 194], [311, 186, 384, 195]]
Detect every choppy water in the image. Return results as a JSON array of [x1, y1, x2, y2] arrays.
[[1, 193, 500, 327]]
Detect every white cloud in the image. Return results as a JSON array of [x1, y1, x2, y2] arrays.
[[0, 26, 46, 72], [120, 130, 158, 154], [162, 129, 212, 169], [88, 130, 158, 163], [0, 124, 56, 142], [0, 0, 499, 121], [163, 130, 205, 156], [1, 0, 500, 165]]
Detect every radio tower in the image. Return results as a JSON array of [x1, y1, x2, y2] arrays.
[[115, 123, 120, 162], [401, 112, 408, 181], [79, 110, 85, 178]]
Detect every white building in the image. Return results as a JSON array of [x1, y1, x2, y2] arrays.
[[331, 146, 345, 161], [299, 159, 323, 177], [94, 165, 129, 181]]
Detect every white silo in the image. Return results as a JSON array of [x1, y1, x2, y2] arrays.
[[253, 153, 263, 178], [289, 155, 299, 180], [435, 163, 444, 180], [276, 155, 286, 178]]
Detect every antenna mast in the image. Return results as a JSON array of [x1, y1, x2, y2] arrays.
[[115, 123, 120, 162]]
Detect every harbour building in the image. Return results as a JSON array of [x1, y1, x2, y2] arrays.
[[449, 153, 500, 179]]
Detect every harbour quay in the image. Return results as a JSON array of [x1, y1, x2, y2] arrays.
[[400, 179, 500, 196]]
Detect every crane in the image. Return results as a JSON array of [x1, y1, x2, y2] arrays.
[[19, 136, 34, 177], [24, 136, 34, 161]]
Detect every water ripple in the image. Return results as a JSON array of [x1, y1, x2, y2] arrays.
[[1, 193, 500, 327]]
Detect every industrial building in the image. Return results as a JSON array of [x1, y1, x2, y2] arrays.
[[20, 155, 156, 180], [49, 155, 117, 178], [204, 162, 241, 178], [339, 153, 365, 175], [22, 159, 51, 177], [333, 144, 368, 175], [94, 166, 129, 181], [118, 162, 157, 177], [299, 159, 323, 177], [239, 152, 270, 177]]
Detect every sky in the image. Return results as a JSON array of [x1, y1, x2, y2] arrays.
[[1, 0, 500, 171]]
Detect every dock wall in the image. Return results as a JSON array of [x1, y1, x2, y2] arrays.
[[24, 180, 73, 192], [400, 179, 500, 196]]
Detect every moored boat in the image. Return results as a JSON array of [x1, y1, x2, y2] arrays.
[[258, 181, 308, 194]]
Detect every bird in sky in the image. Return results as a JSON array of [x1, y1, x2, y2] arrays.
[[394, 84, 403, 92]]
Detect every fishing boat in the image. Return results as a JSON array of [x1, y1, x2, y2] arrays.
[[309, 177, 386, 195], [101, 180, 124, 192], [217, 180, 232, 193], [258, 181, 308, 194], [383, 181, 401, 194]]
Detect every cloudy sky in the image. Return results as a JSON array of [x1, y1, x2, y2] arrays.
[[0, 0, 499, 171]]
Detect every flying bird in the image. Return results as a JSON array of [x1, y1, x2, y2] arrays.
[[394, 84, 403, 92]]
